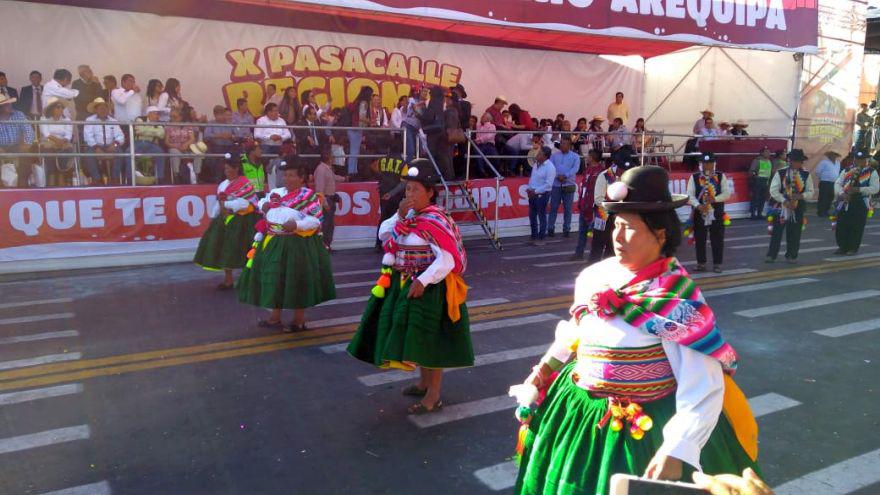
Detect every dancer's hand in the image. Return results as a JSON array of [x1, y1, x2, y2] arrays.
[[644, 454, 683, 481], [407, 279, 425, 298], [282, 219, 298, 232], [692, 468, 774, 495], [525, 363, 551, 388]]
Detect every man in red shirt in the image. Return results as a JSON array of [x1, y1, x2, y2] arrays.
[[571, 150, 606, 260], [484, 96, 508, 130]]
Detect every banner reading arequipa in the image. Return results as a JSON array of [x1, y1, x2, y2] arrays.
[[297, 0, 819, 52]]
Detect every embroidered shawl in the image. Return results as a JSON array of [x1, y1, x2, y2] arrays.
[[383, 205, 467, 274]]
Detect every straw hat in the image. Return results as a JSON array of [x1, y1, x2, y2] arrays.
[[495, 95, 508, 104], [700, 109, 714, 117], [733, 119, 749, 128], [189, 141, 208, 155], [590, 115, 606, 123], [87, 97, 109, 113]]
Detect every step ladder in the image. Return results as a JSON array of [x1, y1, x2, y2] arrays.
[[441, 180, 503, 251]]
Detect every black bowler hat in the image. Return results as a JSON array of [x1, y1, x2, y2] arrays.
[[787, 149, 808, 162], [403, 159, 440, 187], [602, 166, 689, 213], [700, 152, 716, 163], [854, 149, 870, 159]]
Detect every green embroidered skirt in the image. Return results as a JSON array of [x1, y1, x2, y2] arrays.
[[193, 212, 259, 270], [516, 361, 759, 495], [347, 270, 474, 369], [236, 233, 336, 309]]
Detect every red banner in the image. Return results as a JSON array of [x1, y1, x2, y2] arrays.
[[0, 172, 750, 251], [298, 0, 818, 52]]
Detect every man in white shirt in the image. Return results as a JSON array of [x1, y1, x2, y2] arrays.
[[42, 69, 79, 120], [111, 74, 143, 123], [814, 150, 841, 217], [699, 117, 719, 141], [83, 98, 126, 185], [526, 146, 556, 245], [766, 149, 816, 263], [606, 92, 629, 125], [504, 131, 539, 176], [686, 153, 732, 273], [255, 102, 292, 187], [607, 118, 629, 151]]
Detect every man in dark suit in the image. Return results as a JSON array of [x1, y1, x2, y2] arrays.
[[17, 71, 44, 119], [0, 72, 19, 102], [296, 105, 323, 173]]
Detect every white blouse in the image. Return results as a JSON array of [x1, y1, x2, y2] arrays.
[[378, 212, 455, 287], [39, 117, 73, 141], [258, 187, 321, 232], [209, 179, 251, 217], [540, 257, 724, 471]]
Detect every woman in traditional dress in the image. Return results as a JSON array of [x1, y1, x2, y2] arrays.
[[347, 160, 473, 414], [194, 153, 260, 289], [511, 166, 759, 495], [236, 163, 336, 332]]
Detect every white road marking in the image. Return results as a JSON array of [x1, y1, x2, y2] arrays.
[[734, 290, 880, 318], [317, 295, 509, 308], [359, 344, 547, 386], [533, 260, 588, 268], [725, 234, 775, 242], [319, 310, 554, 354], [409, 395, 515, 428], [813, 318, 880, 338], [797, 245, 867, 254], [0, 425, 91, 454], [333, 280, 375, 289], [503, 251, 571, 260], [0, 298, 73, 310], [311, 315, 363, 329], [824, 251, 880, 262], [729, 238, 820, 249], [317, 296, 368, 306], [39, 481, 112, 495], [0, 313, 75, 326], [0, 353, 82, 371], [473, 392, 801, 490], [702, 278, 818, 298], [774, 448, 880, 495], [334, 268, 381, 277], [0, 330, 80, 346], [0, 384, 84, 406], [691, 268, 757, 279]]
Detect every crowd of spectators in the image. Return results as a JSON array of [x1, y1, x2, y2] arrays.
[[0, 64, 752, 189]]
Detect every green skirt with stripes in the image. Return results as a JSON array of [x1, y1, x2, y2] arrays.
[[193, 212, 259, 270], [236, 233, 336, 309], [347, 270, 474, 369], [516, 361, 759, 495]]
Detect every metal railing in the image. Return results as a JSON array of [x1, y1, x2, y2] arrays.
[[0, 119, 409, 187]]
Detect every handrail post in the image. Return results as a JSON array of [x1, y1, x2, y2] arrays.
[[465, 129, 472, 182], [640, 131, 646, 167], [494, 176, 500, 241], [402, 126, 407, 163], [128, 123, 136, 186]]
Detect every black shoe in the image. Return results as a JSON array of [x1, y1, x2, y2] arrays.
[[547, 232, 556, 238]]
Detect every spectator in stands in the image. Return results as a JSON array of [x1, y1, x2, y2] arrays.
[[508, 104, 535, 131], [279, 87, 300, 125], [264, 84, 282, 106], [297, 105, 323, 172], [17, 70, 43, 121], [72, 65, 104, 120], [347, 86, 373, 177], [165, 107, 197, 183], [0, 72, 19, 101], [0, 93, 35, 187], [588, 115, 605, 154], [416, 86, 452, 179], [693, 109, 713, 134], [111, 74, 143, 123], [42, 69, 79, 119], [631, 117, 654, 152], [700, 117, 719, 139], [485, 96, 508, 132], [83, 97, 125, 185], [204, 106, 235, 182], [132, 106, 167, 184], [401, 85, 428, 163], [526, 146, 555, 245], [571, 117, 589, 155], [503, 130, 536, 177], [547, 136, 579, 237], [313, 146, 347, 250], [553, 113, 565, 131], [300, 89, 323, 118], [390, 95, 407, 130], [101, 75, 116, 106], [607, 91, 629, 125], [474, 112, 497, 177], [731, 119, 750, 138], [444, 90, 464, 178], [255, 102, 291, 186], [231, 97, 254, 140], [717, 121, 731, 137], [367, 92, 390, 156], [501, 110, 515, 130], [607, 117, 630, 152], [40, 99, 75, 186], [157, 78, 183, 122], [145, 79, 164, 114]]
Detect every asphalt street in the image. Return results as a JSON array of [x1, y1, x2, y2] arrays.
[[1, 216, 879, 494]]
